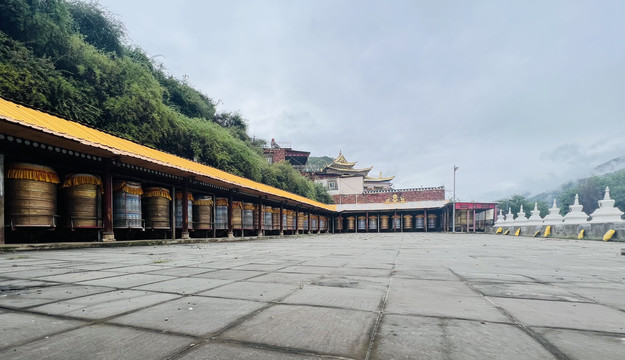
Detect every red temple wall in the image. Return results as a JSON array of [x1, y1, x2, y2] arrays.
[[333, 188, 445, 204]]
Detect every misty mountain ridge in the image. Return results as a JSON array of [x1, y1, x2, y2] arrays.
[[527, 155, 625, 212]]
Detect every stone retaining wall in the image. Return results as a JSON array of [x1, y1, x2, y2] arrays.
[[487, 222, 625, 241]]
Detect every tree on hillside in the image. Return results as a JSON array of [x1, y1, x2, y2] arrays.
[[497, 194, 549, 218]]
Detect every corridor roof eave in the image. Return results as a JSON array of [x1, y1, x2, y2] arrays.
[[336, 200, 449, 212], [0, 98, 335, 212]]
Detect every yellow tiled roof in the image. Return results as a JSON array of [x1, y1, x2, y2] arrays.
[[0, 98, 336, 212]]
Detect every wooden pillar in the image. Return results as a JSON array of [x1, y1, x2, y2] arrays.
[[365, 211, 369, 232], [393, 210, 397, 232], [0, 153, 4, 245], [101, 158, 115, 242], [181, 181, 190, 239], [171, 186, 176, 240], [211, 194, 216, 238], [227, 190, 234, 238], [473, 209, 477, 233], [295, 207, 299, 234], [308, 211, 312, 234], [258, 197, 263, 236], [377, 214, 380, 233], [424, 209, 428, 232], [279, 203, 284, 236]]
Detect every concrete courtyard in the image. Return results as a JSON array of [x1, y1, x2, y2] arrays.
[[0, 233, 624, 359]]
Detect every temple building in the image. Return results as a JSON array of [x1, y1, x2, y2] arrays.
[[364, 171, 394, 191], [263, 139, 310, 171], [312, 152, 373, 195]]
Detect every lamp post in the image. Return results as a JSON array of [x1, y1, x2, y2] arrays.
[[452, 165, 459, 233]]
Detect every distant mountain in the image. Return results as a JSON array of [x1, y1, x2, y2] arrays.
[[592, 156, 625, 176], [305, 156, 333, 172], [529, 155, 625, 204]]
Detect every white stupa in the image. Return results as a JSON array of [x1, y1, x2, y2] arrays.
[[514, 205, 528, 224], [526, 202, 543, 225], [563, 194, 589, 224], [543, 199, 564, 224], [494, 209, 506, 226], [589, 187, 624, 223], [502, 207, 514, 225]]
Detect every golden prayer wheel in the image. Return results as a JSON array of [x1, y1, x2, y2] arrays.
[[193, 196, 213, 230], [62, 173, 102, 228], [271, 207, 281, 230], [215, 197, 228, 230], [347, 216, 355, 231], [298, 213, 306, 231], [143, 187, 171, 229], [232, 201, 243, 229], [380, 215, 389, 230], [286, 209, 295, 230], [6, 163, 59, 228], [320, 216, 326, 230], [368, 216, 377, 230], [415, 214, 425, 229], [175, 192, 194, 229], [403, 214, 413, 229], [113, 180, 143, 228], [335, 217, 343, 231]]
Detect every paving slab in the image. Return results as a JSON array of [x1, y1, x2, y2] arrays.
[[247, 272, 322, 285], [175, 342, 320, 360], [280, 284, 385, 312], [31, 290, 180, 319], [194, 269, 265, 281], [37, 270, 127, 283], [312, 275, 389, 291], [491, 297, 625, 333], [111, 296, 265, 336], [77, 273, 177, 288], [470, 282, 589, 302], [0, 284, 114, 309], [219, 304, 378, 358], [0, 324, 194, 360], [144, 266, 214, 277], [133, 277, 232, 294], [278, 265, 338, 275], [331, 267, 391, 277], [0, 312, 84, 348], [0, 267, 73, 279], [370, 314, 557, 359], [555, 284, 625, 311], [385, 279, 510, 323], [536, 327, 625, 360], [198, 281, 296, 302]]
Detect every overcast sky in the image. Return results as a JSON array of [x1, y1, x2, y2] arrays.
[[97, 0, 625, 201]]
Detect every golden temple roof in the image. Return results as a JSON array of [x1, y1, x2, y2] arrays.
[[333, 151, 357, 167]]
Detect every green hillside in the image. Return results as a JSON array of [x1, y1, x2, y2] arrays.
[[0, 0, 332, 203]]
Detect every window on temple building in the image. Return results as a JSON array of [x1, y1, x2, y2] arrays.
[[328, 180, 337, 190]]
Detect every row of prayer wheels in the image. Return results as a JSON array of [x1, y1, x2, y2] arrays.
[[336, 214, 438, 231], [5, 163, 328, 234]]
